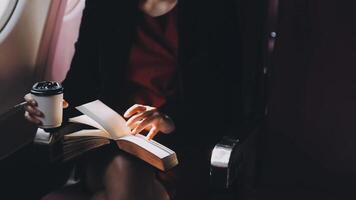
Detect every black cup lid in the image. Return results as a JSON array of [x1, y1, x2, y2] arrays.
[[31, 81, 64, 96]]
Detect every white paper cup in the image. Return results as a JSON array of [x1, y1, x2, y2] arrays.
[[31, 81, 64, 129]]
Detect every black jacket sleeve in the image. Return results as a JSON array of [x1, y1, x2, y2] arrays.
[[160, 0, 243, 145], [62, 0, 103, 119]]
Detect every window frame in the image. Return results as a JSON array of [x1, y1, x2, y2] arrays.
[[0, 0, 18, 33]]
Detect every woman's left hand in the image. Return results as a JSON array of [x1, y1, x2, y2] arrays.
[[124, 104, 175, 140]]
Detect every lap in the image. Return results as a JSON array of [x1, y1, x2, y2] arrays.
[[77, 143, 154, 191], [77, 142, 213, 200]]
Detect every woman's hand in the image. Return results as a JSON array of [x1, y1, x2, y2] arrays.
[[124, 104, 175, 140], [23, 93, 69, 125]]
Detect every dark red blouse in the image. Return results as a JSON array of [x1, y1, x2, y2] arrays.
[[126, 8, 178, 108]]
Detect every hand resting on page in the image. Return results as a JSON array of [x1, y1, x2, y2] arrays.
[[124, 104, 175, 140]]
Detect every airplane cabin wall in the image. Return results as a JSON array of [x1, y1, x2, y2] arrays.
[[0, 0, 53, 114], [44, 0, 85, 82], [0, 0, 85, 114], [0, 0, 88, 161]]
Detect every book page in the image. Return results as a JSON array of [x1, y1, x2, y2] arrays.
[[69, 115, 105, 130], [118, 134, 172, 159], [116, 134, 178, 171], [65, 129, 111, 139], [75, 100, 131, 140]]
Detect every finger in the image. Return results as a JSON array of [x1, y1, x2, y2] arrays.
[[127, 120, 141, 130], [63, 100, 69, 109], [24, 112, 42, 125], [126, 110, 154, 127], [124, 104, 147, 118], [128, 121, 153, 131], [131, 114, 159, 135], [146, 126, 159, 140], [24, 93, 37, 106], [24, 105, 43, 117]]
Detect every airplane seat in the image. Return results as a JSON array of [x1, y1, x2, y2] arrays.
[[210, 0, 356, 199], [255, 0, 356, 198]]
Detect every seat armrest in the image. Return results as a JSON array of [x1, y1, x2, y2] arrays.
[[0, 103, 37, 160], [210, 128, 259, 189], [34, 128, 54, 145], [210, 136, 242, 189], [34, 128, 80, 187]]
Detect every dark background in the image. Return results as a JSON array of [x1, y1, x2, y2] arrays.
[[238, 0, 356, 198]]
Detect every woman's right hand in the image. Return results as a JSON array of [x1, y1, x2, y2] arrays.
[[24, 93, 42, 125], [23, 93, 69, 125]]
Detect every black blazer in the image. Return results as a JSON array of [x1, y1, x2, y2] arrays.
[[62, 0, 242, 146]]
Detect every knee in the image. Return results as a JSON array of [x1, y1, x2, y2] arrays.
[[104, 154, 170, 200], [106, 153, 155, 180]]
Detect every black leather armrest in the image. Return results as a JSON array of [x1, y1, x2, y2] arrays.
[[0, 103, 37, 160], [210, 136, 242, 189], [210, 127, 259, 190]]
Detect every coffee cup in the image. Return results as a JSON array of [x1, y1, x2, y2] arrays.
[[30, 81, 64, 129]]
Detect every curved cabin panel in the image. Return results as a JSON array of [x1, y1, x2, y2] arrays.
[[0, 0, 85, 158], [0, 0, 84, 113], [0, 0, 52, 114], [0, 0, 55, 159], [45, 0, 85, 81]]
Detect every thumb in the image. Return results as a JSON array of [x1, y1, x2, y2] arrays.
[[63, 100, 69, 109]]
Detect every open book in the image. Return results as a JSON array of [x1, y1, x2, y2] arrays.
[[39, 100, 178, 171]]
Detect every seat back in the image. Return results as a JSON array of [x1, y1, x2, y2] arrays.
[[257, 0, 356, 195]]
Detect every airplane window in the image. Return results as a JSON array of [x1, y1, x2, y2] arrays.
[[65, 0, 81, 15], [0, 0, 17, 32]]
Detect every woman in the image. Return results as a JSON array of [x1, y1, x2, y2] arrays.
[[25, 0, 242, 199]]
